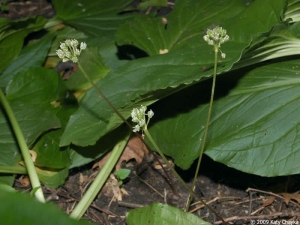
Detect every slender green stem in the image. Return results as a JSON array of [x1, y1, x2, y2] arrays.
[[144, 130, 225, 224], [77, 62, 132, 129], [0, 89, 45, 203], [0, 165, 28, 174], [186, 50, 218, 211], [70, 135, 129, 220]]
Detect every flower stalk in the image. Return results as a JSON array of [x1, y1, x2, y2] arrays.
[[186, 27, 229, 210]]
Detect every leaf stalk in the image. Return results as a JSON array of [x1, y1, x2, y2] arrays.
[[0, 89, 45, 203]]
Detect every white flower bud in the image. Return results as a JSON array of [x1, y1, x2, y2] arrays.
[[80, 42, 87, 50], [133, 125, 140, 132], [148, 110, 154, 118]]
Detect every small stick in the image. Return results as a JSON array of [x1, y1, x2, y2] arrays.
[[189, 196, 240, 213], [56, 190, 119, 217], [137, 176, 164, 198], [89, 210, 104, 225], [249, 191, 253, 215], [251, 206, 265, 215], [101, 213, 110, 225], [246, 188, 300, 207], [118, 201, 145, 208]]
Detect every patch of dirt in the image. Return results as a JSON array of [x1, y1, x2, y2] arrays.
[[0, 0, 54, 20], [15, 154, 300, 225]]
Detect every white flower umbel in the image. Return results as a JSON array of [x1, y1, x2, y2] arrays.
[[56, 39, 133, 131], [56, 39, 87, 63], [203, 26, 229, 58], [131, 105, 154, 132]]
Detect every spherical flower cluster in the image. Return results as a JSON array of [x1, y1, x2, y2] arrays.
[[131, 105, 154, 132], [203, 26, 229, 58], [56, 39, 87, 63]]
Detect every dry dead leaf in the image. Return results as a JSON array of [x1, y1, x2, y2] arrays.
[[19, 175, 30, 187], [93, 136, 148, 170], [262, 195, 275, 207], [29, 150, 37, 162], [281, 192, 300, 205], [153, 160, 173, 170], [102, 174, 128, 201], [79, 173, 88, 186]]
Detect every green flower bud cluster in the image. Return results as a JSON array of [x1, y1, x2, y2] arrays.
[[131, 105, 154, 132], [203, 26, 229, 58], [56, 39, 87, 63]]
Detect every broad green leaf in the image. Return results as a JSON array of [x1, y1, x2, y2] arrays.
[[205, 59, 300, 176], [117, 0, 284, 55], [88, 35, 134, 69], [0, 68, 75, 186], [0, 191, 89, 225], [37, 166, 69, 188], [9, 102, 61, 147], [0, 184, 16, 192], [32, 95, 77, 169], [117, 0, 245, 56], [234, 22, 300, 70], [52, 0, 134, 37], [282, 0, 300, 22], [0, 32, 55, 88], [60, 0, 284, 147], [149, 58, 300, 176], [126, 203, 211, 225], [33, 129, 70, 169], [0, 101, 61, 185], [0, 107, 19, 186], [69, 125, 128, 169], [0, 16, 47, 74], [6, 67, 78, 169], [6, 67, 63, 103]]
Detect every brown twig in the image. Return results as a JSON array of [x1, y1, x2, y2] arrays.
[[249, 190, 253, 215], [118, 201, 145, 208], [137, 176, 164, 198], [56, 188, 120, 218], [89, 209, 103, 224], [246, 188, 300, 207], [189, 196, 240, 213], [101, 212, 110, 225]]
